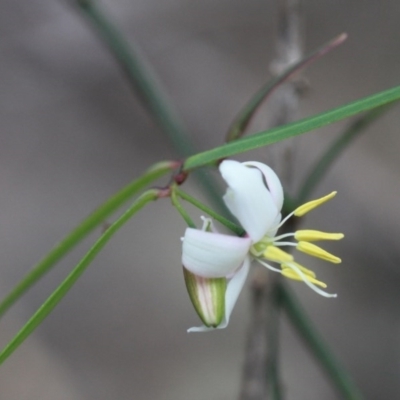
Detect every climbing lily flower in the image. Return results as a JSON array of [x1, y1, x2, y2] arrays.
[[181, 160, 344, 331], [182, 217, 251, 332]]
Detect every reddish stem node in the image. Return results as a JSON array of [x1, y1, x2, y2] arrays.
[[173, 168, 188, 185]]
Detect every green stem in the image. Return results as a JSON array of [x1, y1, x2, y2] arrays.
[[226, 33, 347, 142], [297, 102, 397, 203], [0, 190, 159, 365], [267, 281, 283, 400], [174, 188, 245, 236], [74, 0, 227, 216], [279, 282, 363, 400], [0, 161, 174, 319], [76, 0, 190, 156], [183, 84, 400, 170], [171, 187, 196, 228]]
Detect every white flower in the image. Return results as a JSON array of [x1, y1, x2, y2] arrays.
[[181, 160, 344, 332], [182, 217, 251, 332]]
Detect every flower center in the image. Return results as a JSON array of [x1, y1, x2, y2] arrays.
[[249, 191, 344, 298]]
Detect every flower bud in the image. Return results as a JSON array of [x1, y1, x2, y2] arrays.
[[183, 267, 227, 328]]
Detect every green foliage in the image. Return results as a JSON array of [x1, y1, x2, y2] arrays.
[[0, 190, 159, 365], [0, 162, 173, 319], [226, 33, 347, 142], [2, 4, 398, 399], [297, 103, 396, 203], [184, 85, 400, 170]]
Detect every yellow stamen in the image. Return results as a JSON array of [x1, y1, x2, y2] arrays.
[[295, 230, 344, 242], [297, 241, 341, 264], [263, 245, 294, 263], [294, 191, 337, 217], [281, 268, 327, 288], [282, 261, 316, 278]]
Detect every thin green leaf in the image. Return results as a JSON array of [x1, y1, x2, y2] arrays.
[[297, 102, 397, 203], [0, 162, 174, 319], [280, 282, 363, 400], [184, 84, 400, 170], [76, 0, 190, 156], [226, 33, 347, 142], [174, 188, 245, 236], [266, 281, 283, 400], [74, 0, 227, 216], [171, 187, 196, 228], [0, 189, 159, 365], [282, 192, 297, 215]]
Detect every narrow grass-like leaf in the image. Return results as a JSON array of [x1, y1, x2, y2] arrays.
[[0, 162, 174, 319], [282, 192, 297, 216], [0, 190, 158, 365], [280, 282, 363, 400], [297, 102, 397, 203], [75, 0, 191, 157], [74, 0, 227, 216], [174, 188, 245, 236], [226, 33, 347, 142], [184, 84, 400, 170], [266, 280, 283, 400], [171, 187, 196, 228]]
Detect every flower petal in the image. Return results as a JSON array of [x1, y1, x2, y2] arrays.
[[219, 160, 279, 242], [187, 256, 250, 332], [218, 255, 250, 327], [182, 228, 251, 278], [243, 161, 284, 211]]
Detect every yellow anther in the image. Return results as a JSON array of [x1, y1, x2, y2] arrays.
[[281, 268, 327, 288], [294, 191, 337, 217], [296, 241, 341, 264], [295, 230, 344, 242], [263, 246, 294, 262], [282, 261, 316, 278]]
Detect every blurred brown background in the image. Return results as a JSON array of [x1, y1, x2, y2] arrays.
[[0, 0, 399, 399]]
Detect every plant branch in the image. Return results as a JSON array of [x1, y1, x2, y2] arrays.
[[266, 278, 284, 400], [74, 0, 227, 215], [279, 282, 364, 400], [0, 189, 159, 364], [171, 187, 196, 228], [239, 271, 277, 400], [0, 161, 175, 319], [240, 2, 303, 398], [226, 33, 345, 143], [174, 188, 244, 236], [184, 84, 400, 170], [297, 102, 397, 203]]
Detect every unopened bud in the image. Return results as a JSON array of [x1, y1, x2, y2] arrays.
[[183, 267, 226, 327]]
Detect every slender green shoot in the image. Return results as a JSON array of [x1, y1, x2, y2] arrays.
[[280, 282, 363, 400], [75, 0, 190, 156], [74, 0, 227, 216], [184, 84, 400, 170], [171, 187, 196, 228], [0, 161, 174, 319], [267, 281, 283, 400], [226, 33, 347, 142], [0, 189, 159, 365], [174, 188, 244, 236], [297, 102, 397, 203]]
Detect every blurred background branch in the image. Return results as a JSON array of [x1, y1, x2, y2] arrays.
[[240, 0, 303, 398], [75, 0, 228, 215], [280, 282, 363, 400], [1, 0, 399, 398]]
